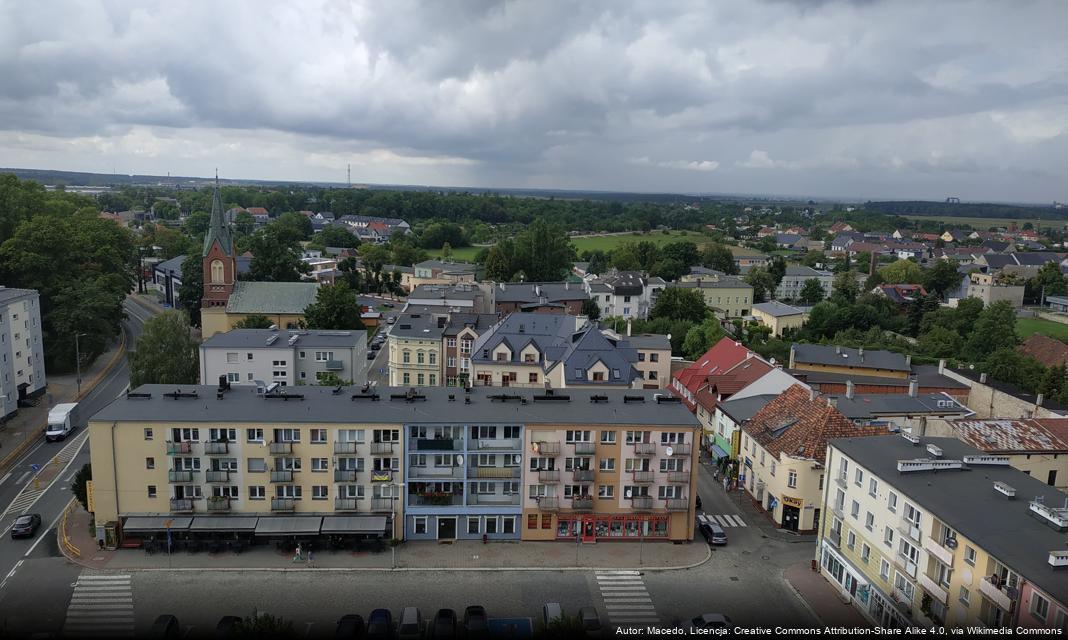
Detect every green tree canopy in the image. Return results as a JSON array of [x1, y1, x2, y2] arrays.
[[701, 243, 738, 275], [419, 222, 469, 249], [233, 314, 274, 329], [311, 225, 360, 249], [830, 270, 860, 304], [879, 259, 924, 284], [681, 318, 726, 360], [128, 311, 199, 387], [611, 240, 659, 273], [917, 325, 963, 359], [580, 298, 601, 320], [178, 254, 203, 327], [922, 259, 961, 299], [798, 278, 825, 305], [248, 225, 309, 282], [744, 267, 777, 303], [649, 287, 708, 323], [800, 251, 826, 268], [963, 300, 1018, 361], [483, 245, 513, 281], [303, 282, 365, 331], [183, 211, 211, 237], [511, 219, 576, 281], [1031, 261, 1068, 299]]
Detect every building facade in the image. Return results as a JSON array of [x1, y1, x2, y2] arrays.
[[776, 266, 834, 301], [199, 328, 367, 387], [966, 272, 1025, 308], [751, 301, 807, 337], [388, 312, 445, 387], [0, 287, 46, 420], [670, 276, 753, 318], [584, 271, 666, 320]]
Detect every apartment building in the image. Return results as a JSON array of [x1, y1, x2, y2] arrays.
[[821, 434, 1068, 630], [670, 276, 753, 318], [388, 312, 446, 387], [966, 271, 1025, 307], [0, 287, 46, 420], [87, 385, 699, 546], [199, 328, 367, 387], [615, 333, 671, 390], [776, 266, 833, 301], [442, 313, 499, 387], [584, 271, 666, 320], [492, 282, 588, 315], [789, 343, 912, 381]]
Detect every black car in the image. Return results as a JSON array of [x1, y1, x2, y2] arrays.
[[149, 615, 181, 640], [10, 513, 41, 538], [696, 494, 702, 510], [429, 609, 457, 639], [367, 351, 378, 360], [335, 614, 365, 639], [366, 608, 392, 640], [463, 606, 489, 639]]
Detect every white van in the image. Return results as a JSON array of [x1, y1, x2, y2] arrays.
[[46, 403, 80, 442]]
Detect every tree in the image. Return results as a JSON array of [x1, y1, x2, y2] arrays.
[[681, 318, 726, 360], [0, 173, 46, 242], [390, 238, 429, 266], [233, 210, 256, 237], [660, 241, 699, 267], [744, 267, 777, 303], [483, 245, 513, 281], [611, 241, 659, 273], [273, 211, 313, 242], [767, 256, 787, 286], [311, 225, 360, 249], [701, 243, 738, 274], [511, 219, 575, 281], [234, 314, 274, 329], [854, 252, 873, 275], [917, 326, 963, 358], [581, 298, 601, 320], [830, 271, 860, 304], [800, 250, 826, 269], [248, 226, 309, 282], [183, 211, 211, 237], [71, 463, 91, 511], [798, 278, 825, 305], [651, 257, 688, 282], [419, 222, 469, 249], [152, 200, 180, 220], [178, 255, 203, 327], [879, 259, 924, 284], [303, 282, 365, 331], [128, 311, 199, 387], [440, 242, 452, 259], [649, 288, 708, 323], [1031, 261, 1068, 300], [922, 259, 961, 300], [964, 300, 1018, 361], [314, 372, 352, 387]]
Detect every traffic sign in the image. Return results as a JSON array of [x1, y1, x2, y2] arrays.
[[30, 463, 40, 473]]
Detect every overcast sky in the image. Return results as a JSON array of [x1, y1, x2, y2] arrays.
[[1, 0, 1065, 202]]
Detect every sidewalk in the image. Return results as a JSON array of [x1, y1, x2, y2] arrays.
[[784, 561, 869, 626], [62, 511, 710, 572], [0, 326, 126, 473], [708, 464, 813, 544]]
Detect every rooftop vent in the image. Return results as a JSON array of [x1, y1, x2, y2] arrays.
[[489, 394, 524, 403], [390, 389, 426, 402], [266, 335, 278, 346], [896, 458, 964, 473], [125, 391, 153, 399], [623, 395, 646, 404], [163, 389, 199, 400], [901, 432, 921, 446], [1030, 497, 1068, 531], [964, 455, 1010, 466], [590, 395, 609, 404], [288, 335, 299, 346], [533, 394, 570, 402], [263, 391, 304, 401], [926, 444, 943, 458], [656, 395, 681, 404], [1048, 551, 1068, 568], [352, 392, 380, 401], [993, 481, 1016, 499]]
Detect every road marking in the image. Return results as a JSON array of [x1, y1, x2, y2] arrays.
[[15, 472, 30, 485], [25, 504, 69, 557], [595, 570, 659, 626], [0, 430, 89, 527], [0, 472, 11, 484], [63, 573, 134, 639]]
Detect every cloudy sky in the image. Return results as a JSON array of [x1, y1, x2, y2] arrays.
[[1, 0, 1066, 201]]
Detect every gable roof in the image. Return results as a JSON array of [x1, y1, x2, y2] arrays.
[[225, 281, 320, 315], [1018, 334, 1068, 368], [791, 343, 910, 372], [671, 337, 754, 408]]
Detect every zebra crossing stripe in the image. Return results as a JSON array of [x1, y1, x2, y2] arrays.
[[63, 573, 134, 639]]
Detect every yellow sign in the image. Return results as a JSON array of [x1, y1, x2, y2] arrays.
[[86, 480, 95, 513], [781, 495, 804, 508]]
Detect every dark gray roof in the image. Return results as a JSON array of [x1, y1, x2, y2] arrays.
[[382, 264, 414, 274], [670, 276, 752, 290], [203, 183, 234, 257], [0, 287, 39, 305], [753, 301, 805, 318], [620, 333, 671, 350], [791, 343, 910, 372], [201, 329, 365, 350], [560, 327, 640, 386], [408, 284, 481, 301], [225, 281, 320, 315], [155, 255, 185, 276], [787, 365, 968, 390], [823, 392, 971, 419], [442, 313, 500, 337], [833, 435, 1068, 606], [783, 266, 832, 278], [493, 282, 588, 304], [718, 394, 778, 423], [598, 271, 648, 296], [390, 312, 448, 339], [414, 260, 479, 274], [91, 384, 700, 427]]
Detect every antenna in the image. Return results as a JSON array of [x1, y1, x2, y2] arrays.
[[347, 163, 351, 188]]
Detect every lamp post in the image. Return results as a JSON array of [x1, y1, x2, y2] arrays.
[[388, 481, 406, 569], [74, 332, 87, 397]]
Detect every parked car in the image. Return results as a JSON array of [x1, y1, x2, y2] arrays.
[[397, 607, 422, 640], [367, 351, 377, 360], [335, 614, 365, 639], [382, 302, 395, 308], [463, 606, 489, 639], [214, 616, 243, 639], [542, 603, 564, 627], [429, 609, 457, 639], [10, 513, 41, 539], [695, 494, 702, 510], [698, 521, 727, 546], [149, 615, 181, 640], [387, 316, 397, 324], [579, 607, 603, 638], [691, 613, 732, 629], [364, 609, 392, 639]]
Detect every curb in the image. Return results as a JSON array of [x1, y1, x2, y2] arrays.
[[781, 565, 825, 626], [127, 294, 166, 317]]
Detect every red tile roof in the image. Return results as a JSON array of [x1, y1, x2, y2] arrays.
[[246, 207, 269, 215], [1018, 334, 1068, 368], [743, 385, 886, 462], [671, 337, 754, 410], [949, 418, 1068, 453]]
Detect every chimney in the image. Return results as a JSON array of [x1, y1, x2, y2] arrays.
[[938, 358, 946, 375], [905, 354, 912, 368], [908, 380, 918, 397], [827, 397, 838, 408], [858, 347, 865, 360], [846, 380, 854, 400], [789, 345, 796, 369], [626, 319, 632, 337], [835, 345, 841, 354], [1038, 393, 1045, 407], [980, 372, 988, 384], [809, 387, 817, 402]]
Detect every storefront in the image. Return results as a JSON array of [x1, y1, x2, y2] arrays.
[[820, 541, 910, 629], [781, 495, 803, 531], [554, 515, 670, 541]]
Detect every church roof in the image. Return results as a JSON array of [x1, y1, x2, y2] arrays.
[[203, 181, 234, 257], [225, 281, 319, 315]]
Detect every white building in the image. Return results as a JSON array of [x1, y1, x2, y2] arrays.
[[0, 287, 47, 420], [776, 266, 834, 301], [199, 328, 367, 388], [584, 271, 666, 320]]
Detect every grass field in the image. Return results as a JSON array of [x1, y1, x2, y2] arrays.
[[428, 231, 762, 260], [903, 214, 1067, 230], [1016, 317, 1068, 343]]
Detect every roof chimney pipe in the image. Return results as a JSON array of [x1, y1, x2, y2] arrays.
[[809, 387, 817, 402], [905, 354, 912, 368], [980, 372, 988, 384], [908, 380, 918, 397], [938, 358, 946, 375], [846, 380, 854, 400], [1037, 393, 1045, 407]]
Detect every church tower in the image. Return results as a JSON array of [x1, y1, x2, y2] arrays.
[[201, 176, 236, 310]]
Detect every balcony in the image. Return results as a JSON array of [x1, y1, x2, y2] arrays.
[[206, 497, 231, 512], [571, 496, 594, 511], [408, 494, 464, 507], [831, 503, 845, 520], [334, 442, 358, 454], [918, 573, 949, 606], [537, 497, 560, 511], [573, 442, 596, 455], [828, 530, 842, 549], [666, 498, 689, 512], [633, 443, 656, 455], [325, 359, 343, 371], [269, 442, 293, 455], [897, 517, 921, 543], [475, 438, 521, 450], [370, 442, 395, 454], [572, 469, 595, 483], [631, 471, 655, 484], [538, 469, 560, 483], [979, 577, 1016, 611], [667, 471, 689, 483], [371, 471, 393, 483], [467, 466, 521, 479], [166, 441, 192, 455], [893, 552, 918, 579], [469, 493, 521, 506], [669, 443, 691, 456], [411, 438, 461, 452], [334, 498, 360, 511], [270, 470, 294, 483], [204, 442, 229, 455], [271, 498, 295, 512], [169, 498, 194, 512], [535, 441, 560, 456], [923, 536, 955, 567], [205, 470, 231, 483], [334, 469, 358, 482], [630, 497, 654, 511], [370, 498, 394, 512], [835, 473, 847, 489], [409, 466, 465, 480], [168, 470, 193, 483]]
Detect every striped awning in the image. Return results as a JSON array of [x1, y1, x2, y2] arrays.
[[711, 445, 729, 460]]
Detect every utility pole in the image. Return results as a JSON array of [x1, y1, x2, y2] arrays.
[[74, 332, 86, 397], [347, 164, 351, 188]]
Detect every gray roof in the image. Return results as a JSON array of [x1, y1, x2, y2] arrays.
[[783, 266, 832, 278], [560, 327, 641, 386], [442, 313, 500, 337], [718, 394, 778, 423], [833, 435, 1068, 606], [155, 255, 185, 276], [414, 260, 479, 274], [791, 343, 910, 372], [753, 301, 805, 318], [598, 271, 649, 295], [225, 281, 320, 315], [620, 333, 671, 350], [670, 276, 752, 290], [390, 312, 448, 339], [382, 264, 414, 274], [203, 184, 234, 257], [408, 284, 481, 301], [823, 392, 971, 419], [201, 328, 365, 350], [494, 282, 588, 304], [0, 287, 39, 306], [91, 384, 700, 427], [787, 365, 968, 390]]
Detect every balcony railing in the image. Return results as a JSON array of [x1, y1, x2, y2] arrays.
[[572, 469, 595, 483], [334, 498, 359, 511], [571, 496, 594, 511], [206, 497, 231, 512], [835, 473, 847, 489], [370, 498, 393, 512], [630, 496, 654, 511], [979, 577, 1017, 611], [573, 442, 596, 455], [205, 470, 231, 483], [475, 438, 521, 450], [270, 470, 294, 483], [408, 494, 464, 507], [538, 469, 560, 483], [170, 498, 194, 512], [168, 470, 193, 483], [828, 530, 842, 548], [633, 443, 656, 455], [537, 497, 560, 511], [667, 471, 689, 483], [370, 442, 395, 454], [271, 498, 295, 512], [409, 466, 465, 480], [923, 536, 955, 567], [468, 494, 521, 506], [666, 498, 689, 511], [893, 552, 918, 579], [669, 443, 691, 456], [269, 442, 293, 455], [204, 442, 229, 455], [831, 503, 845, 520], [166, 441, 192, 455], [918, 573, 949, 605], [334, 469, 358, 482], [371, 471, 393, 482], [334, 442, 358, 454], [897, 517, 921, 543], [467, 466, 521, 479], [325, 359, 343, 371], [411, 439, 461, 452], [535, 441, 560, 455], [631, 471, 655, 483]]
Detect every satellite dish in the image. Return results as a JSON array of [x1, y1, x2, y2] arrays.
[[625, 488, 633, 499], [455, 454, 464, 466], [665, 446, 674, 457], [513, 454, 522, 464]]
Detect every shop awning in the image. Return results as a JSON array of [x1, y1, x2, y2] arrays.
[[122, 516, 192, 533], [189, 517, 259, 532], [320, 516, 389, 535], [711, 445, 729, 460], [253, 516, 323, 536]]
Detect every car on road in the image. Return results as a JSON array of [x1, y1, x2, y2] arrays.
[[698, 520, 728, 546], [367, 351, 378, 360], [429, 609, 457, 639], [691, 613, 732, 629], [149, 614, 181, 639], [382, 302, 395, 308], [387, 316, 397, 324], [335, 614, 365, 638], [462, 606, 489, 639], [542, 603, 564, 627], [365, 608, 392, 639], [10, 513, 41, 538], [696, 494, 702, 510], [579, 607, 603, 638], [397, 607, 422, 640]]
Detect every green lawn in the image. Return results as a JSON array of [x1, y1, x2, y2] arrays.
[[427, 231, 762, 260], [1016, 317, 1068, 343]]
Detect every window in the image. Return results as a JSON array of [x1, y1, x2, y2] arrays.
[[894, 572, 915, 601], [847, 531, 856, 550], [144, 428, 153, 440], [146, 457, 155, 470], [247, 352, 253, 360], [275, 428, 300, 443], [210, 259, 224, 283], [854, 468, 863, 486], [650, 353, 659, 362], [884, 526, 894, 548], [417, 352, 425, 364], [850, 500, 859, 519], [402, 351, 410, 364], [868, 478, 878, 497], [599, 458, 616, 472], [880, 559, 890, 581], [414, 517, 428, 535], [601, 431, 616, 444], [528, 373, 538, 384], [147, 486, 157, 498], [760, 451, 765, 466], [429, 374, 436, 385], [308, 485, 326, 500], [787, 470, 797, 488], [227, 372, 240, 382], [565, 430, 592, 443], [226, 352, 239, 364], [770, 461, 776, 477], [417, 373, 424, 385], [888, 492, 897, 513], [818, 475, 824, 491], [468, 518, 480, 535], [403, 373, 410, 384], [312, 458, 329, 472], [502, 517, 516, 535], [247, 428, 264, 442], [865, 512, 874, 531], [964, 546, 976, 566], [598, 485, 615, 498], [447, 338, 456, 348], [248, 458, 267, 473], [315, 351, 334, 362], [658, 486, 681, 499], [959, 587, 970, 606], [310, 429, 327, 443], [861, 543, 870, 564], [209, 428, 236, 443], [541, 514, 552, 529]]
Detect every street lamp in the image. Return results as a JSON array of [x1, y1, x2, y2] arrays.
[[74, 332, 87, 397]]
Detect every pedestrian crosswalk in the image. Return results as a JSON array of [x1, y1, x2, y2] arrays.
[[699, 513, 748, 527], [595, 570, 659, 625], [6, 489, 44, 515], [62, 573, 134, 638]]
